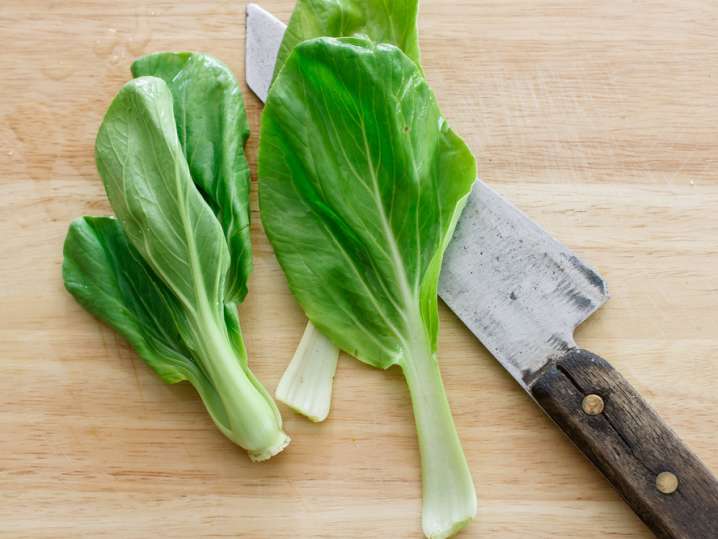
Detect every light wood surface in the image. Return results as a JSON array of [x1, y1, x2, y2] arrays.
[[1, 1, 717, 537]]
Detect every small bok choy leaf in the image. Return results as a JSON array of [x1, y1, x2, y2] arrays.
[[273, 0, 423, 423], [63, 216, 247, 439], [273, 0, 421, 80], [131, 52, 253, 304], [259, 37, 476, 538], [64, 74, 289, 461]]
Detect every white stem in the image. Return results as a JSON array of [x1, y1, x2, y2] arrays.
[[192, 308, 290, 460], [276, 321, 340, 422], [402, 332, 476, 539]]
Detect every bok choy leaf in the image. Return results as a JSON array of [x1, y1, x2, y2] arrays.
[[274, 0, 424, 423], [273, 0, 421, 80], [131, 52, 253, 304], [259, 37, 476, 537], [63, 216, 236, 437], [64, 69, 289, 461]]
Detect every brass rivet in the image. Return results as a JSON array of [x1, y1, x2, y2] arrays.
[[656, 471, 679, 494], [582, 394, 604, 415]]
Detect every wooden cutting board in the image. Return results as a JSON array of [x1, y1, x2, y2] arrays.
[[2, 1, 716, 537]]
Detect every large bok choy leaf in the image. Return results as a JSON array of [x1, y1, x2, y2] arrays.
[[259, 37, 476, 538], [64, 73, 289, 461], [274, 0, 423, 423]]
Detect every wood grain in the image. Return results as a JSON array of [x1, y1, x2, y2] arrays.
[[1, 1, 717, 537], [532, 349, 718, 538]]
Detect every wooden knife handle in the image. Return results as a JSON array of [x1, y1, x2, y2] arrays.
[[530, 348, 718, 538]]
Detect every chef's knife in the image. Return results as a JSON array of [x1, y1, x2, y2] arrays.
[[245, 5, 718, 537]]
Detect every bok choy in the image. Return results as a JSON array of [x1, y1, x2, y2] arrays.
[[63, 55, 289, 461], [273, 0, 423, 423], [259, 37, 476, 537], [273, 0, 421, 79]]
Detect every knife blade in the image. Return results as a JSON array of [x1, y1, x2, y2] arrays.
[[245, 5, 718, 537], [439, 182, 607, 388]]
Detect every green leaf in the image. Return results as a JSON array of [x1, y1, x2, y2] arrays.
[[259, 37, 475, 537], [274, 0, 424, 425], [89, 76, 289, 460], [95, 76, 228, 318], [261, 37, 474, 367], [274, 0, 421, 80], [62, 216, 232, 434], [131, 53, 253, 303]]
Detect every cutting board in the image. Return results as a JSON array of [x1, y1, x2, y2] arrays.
[[1, 1, 717, 537]]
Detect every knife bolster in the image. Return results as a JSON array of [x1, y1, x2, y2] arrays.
[[530, 348, 718, 538]]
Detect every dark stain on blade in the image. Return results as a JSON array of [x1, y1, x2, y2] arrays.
[[568, 290, 593, 311], [547, 333, 572, 351], [520, 335, 573, 385], [569, 255, 607, 294]]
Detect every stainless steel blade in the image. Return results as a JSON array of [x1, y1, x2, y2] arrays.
[[246, 3, 285, 102], [245, 4, 609, 391], [439, 183, 607, 389]]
